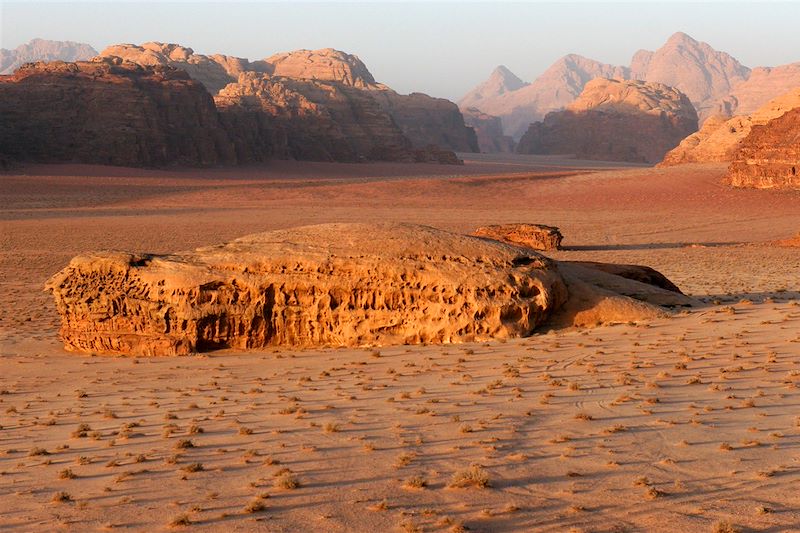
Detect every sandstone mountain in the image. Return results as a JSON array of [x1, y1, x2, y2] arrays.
[[460, 32, 799, 146], [0, 38, 97, 75], [98, 43, 478, 153], [726, 107, 800, 190], [462, 108, 516, 153], [516, 78, 698, 163], [45, 223, 694, 355], [0, 59, 235, 167], [661, 87, 800, 166], [99, 42, 271, 93], [460, 54, 630, 140]]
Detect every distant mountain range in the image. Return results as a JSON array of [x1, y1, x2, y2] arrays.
[[460, 32, 800, 139], [0, 38, 97, 74]]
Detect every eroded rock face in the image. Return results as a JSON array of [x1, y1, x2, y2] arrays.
[[660, 87, 800, 166], [0, 38, 97, 75], [98, 42, 273, 94], [0, 59, 235, 167], [462, 108, 516, 153], [215, 72, 414, 162], [516, 78, 698, 163], [266, 48, 376, 88], [45, 224, 569, 355], [473, 224, 563, 251], [726, 108, 800, 189]]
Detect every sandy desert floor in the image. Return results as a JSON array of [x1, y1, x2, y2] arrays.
[[1, 156, 799, 532]]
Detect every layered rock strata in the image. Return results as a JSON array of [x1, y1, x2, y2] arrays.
[[473, 223, 563, 251]]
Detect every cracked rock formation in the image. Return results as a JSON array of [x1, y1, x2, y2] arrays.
[[45, 224, 695, 356], [473, 224, 563, 251]]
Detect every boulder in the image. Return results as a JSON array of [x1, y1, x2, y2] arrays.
[[726, 107, 800, 189], [0, 58, 235, 167], [45, 223, 696, 356], [566, 262, 683, 294], [473, 223, 563, 251], [516, 78, 698, 163]]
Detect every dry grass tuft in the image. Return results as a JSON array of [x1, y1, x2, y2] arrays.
[[448, 465, 490, 489]]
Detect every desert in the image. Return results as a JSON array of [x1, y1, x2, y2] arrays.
[[3, 4, 800, 532]]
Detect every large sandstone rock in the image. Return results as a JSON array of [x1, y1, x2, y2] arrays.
[[461, 108, 516, 153], [215, 72, 414, 163], [266, 48, 376, 88], [516, 78, 698, 163], [98, 42, 272, 94], [0, 58, 235, 167], [710, 63, 800, 118], [45, 224, 696, 356], [726, 107, 800, 189], [0, 38, 97, 75], [45, 224, 568, 355], [660, 87, 800, 166], [473, 223, 562, 251]]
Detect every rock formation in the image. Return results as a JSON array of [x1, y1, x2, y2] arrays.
[[215, 72, 414, 163], [462, 108, 516, 153], [516, 78, 698, 163], [99, 42, 272, 94], [726, 107, 800, 189], [46, 223, 695, 356], [266, 48, 376, 88], [473, 223, 562, 251], [566, 262, 683, 294], [0, 38, 97, 75], [0, 58, 235, 167], [661, 87, 800, 166], [460, 32, 800, 142]]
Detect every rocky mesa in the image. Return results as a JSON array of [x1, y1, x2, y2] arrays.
[[516, 78, 698, 163]]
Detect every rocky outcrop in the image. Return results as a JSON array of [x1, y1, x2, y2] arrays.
[[462, 108, 515, 153], [215, 72, 414, 162], [266, 48, 376, 88], [516, 78, 698, 163], [0, 58, 235, 167], [661, 87, 800, 166], [0, 38, 97, 75], [710, 63, 800, 118], [98, 42, 272, 94], [45, 224, 568, 355], [474, 223, 562, 251], [567, 262, 683, 294], [726, 107, 800, 189], [45, 223, 695, 355], [369, 90, 479, 152]]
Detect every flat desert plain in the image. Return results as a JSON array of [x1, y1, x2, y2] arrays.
[[1, 155, 800, 533]]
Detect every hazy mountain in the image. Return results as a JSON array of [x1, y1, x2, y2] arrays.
[[0, 38, 97, 74]]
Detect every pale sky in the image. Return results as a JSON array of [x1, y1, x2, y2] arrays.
[[3, 1, 800, 101]]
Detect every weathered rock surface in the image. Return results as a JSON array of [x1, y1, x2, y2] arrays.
[[726, 107, 800, 189], [45, 224, 568, 355], [0, 59, 235, 167], [660, 87, 800, 166], [567, 262, 683, 294], [462, 108, 516, 153], [473, 223, 562, 251], [98, 42, 272, 94], [215, 72, 414, 163], [45, 223, 695, 356], [266, 48, 376, 88], [516, 78, 698, 163], [710, 63, 800, 118], [0, 38, 97, 75]]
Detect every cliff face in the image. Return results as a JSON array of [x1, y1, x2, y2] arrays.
[[516, 79, 698, 164], [0, 38, 97, 75], [0, 59, 235, 167], [215, 72, 415, 163], [660, 87, 800, 166], [462, 108, 515, 153], [726, 108, 800, 189]]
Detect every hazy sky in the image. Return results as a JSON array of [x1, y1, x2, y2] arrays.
[[3, 2, 800, 100]]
